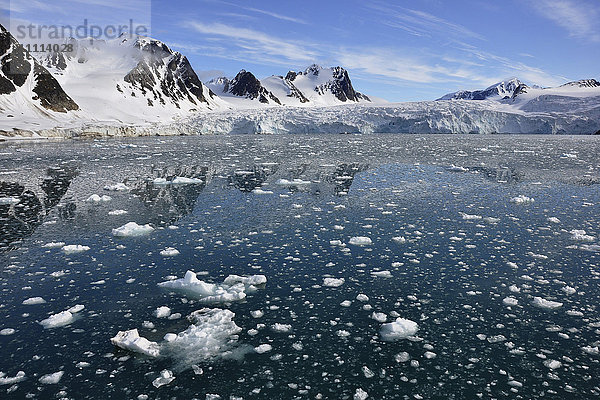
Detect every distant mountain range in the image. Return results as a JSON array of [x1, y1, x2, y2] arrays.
[[1, 23, 599, 135]]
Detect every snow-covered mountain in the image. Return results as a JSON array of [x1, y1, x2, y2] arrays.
[[438, 78, 528, 101], [207, 64, 371, 108], [39, 35, 222, 122], [0, 25, 79, 122]]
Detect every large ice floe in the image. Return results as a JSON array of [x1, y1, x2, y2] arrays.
[[112, 222, 155, 237], [380, 318, 419, 341], [111, 308, 245, 370], [39, 305, 85, 328], [157, 271, 267, 303]]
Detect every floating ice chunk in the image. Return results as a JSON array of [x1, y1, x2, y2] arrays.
[[532, 297, 563, 309], [354, 388, 369, 400], [380, 318, 419, 341], [22, 297, 46, 305], [108, 209, 128, 216], [276, 178, 311, 186], [392, 236, 406, 244], [424, 351, 437, 359], [252, 188, 273, 194], [361, 366, 374, 378], [250, 310, 264, 318], [39, 371, 64, 384], [162, 308, 243, 368], [61, 244, 90, 254], [0, 371, 26, 385], [460, 213, 482, 220], [103, 183, 129, 191], [86, 194, 112, 203], [582, 346, 599, 355], [163, 333, 177, 342], [254, 344, 272, 354], [153, 178, 168, 185], [562, 286, 576, 295], [0, 197, 20, 205], [154, 306, 171, 318], [112, 222, 154, 237], [172, 177, 203, 184], [39, 305, 84, 329], [349, 236, 372, 246], [547, 217, 561, 224], [510, 195, 534, 204], [356, 294, 369, 302], [110, 329, 161, 357], [544, 360, 562, 369], [570, 229, 595, 242], [271, 323, 292, 333], [160, 247, 180, 257], [0, 328, 15, 335], [371, 270, 392, 278], [158, 271, 266, 303], [508, 380, 523, 388], [152, 370, 175, 388], [336, 330, 350, 337], [340, 300, 352, 307], [323, 277, 345, 287], [394, 352, 410, 362], [42, 242, 65, 248], [503, 297, 518, 306], [371, 312, 387, 323]]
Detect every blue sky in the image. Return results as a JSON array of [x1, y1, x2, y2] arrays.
[[2, 0, 599, 101]]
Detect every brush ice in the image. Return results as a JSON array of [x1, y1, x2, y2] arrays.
[[532, 297, 563, 309], [61, 244, 90, 254], [380, 318, 419, 341], [38, 371, 64, 384], [158, 271, 266, 303], [349, 236, 372, 246], [110, 329, 161, 357], [323, 277, 345, 287], [112, 222, 155, 237]]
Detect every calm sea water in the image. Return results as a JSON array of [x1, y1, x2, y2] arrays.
[[1, 135, 599, 399]]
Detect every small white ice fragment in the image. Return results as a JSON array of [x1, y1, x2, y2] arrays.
[[254, 344, 272, 354], [154, 306, 171, 318], [110, 329, 160, 357], [0, 371, 26, 385], [532, 297, 563, 309], [503, 297, 518, 306], [112, 222, 154, 237], [39, 371, 64, 384], [61, 244, 90, 254], [152, 370, 175, 388], [323, 277, 345, 287], [108, 209, 128, 216], [510, 195, 534, 204], [349, 236, 372, 246], [371, 270, 392, 278], [0, 328, 15, 335], [86, 194, 112, 203], [103, 183, 129, 191], [354, 388, 368, 400], [160, 247, 180, 257], [22, 297, 46, 305]]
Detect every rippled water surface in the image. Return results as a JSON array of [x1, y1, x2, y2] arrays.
[[1, 135, 599, 399]]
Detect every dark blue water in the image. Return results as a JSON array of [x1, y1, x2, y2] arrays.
[[1, 135, 599, 399]]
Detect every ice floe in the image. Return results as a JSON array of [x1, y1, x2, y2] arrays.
[[160, 247, 180, 257], [22, 297, 46, 305], [380, 318, 419, 341], [103, 183, 130, 191], [86, 194, 112, 202], [39, 305, 84, 328], [111, 329, 161, 357], [0, 371, 26, 385], [323, 277, 345, 287], [61, 244, 90, 254], [38, 371, 64, 384], [510, 195, 534, 204], [349, 236, 372, 246], [570, 229, 595, 242], [152, 370, 175, 388], [112, 222, 155, 237], [532, 297, 563, 309], [158, 271, 266, 303]]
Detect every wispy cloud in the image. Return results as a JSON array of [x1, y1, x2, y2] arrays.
[[366, 2, 485, 41], [186, 21, 318, 64], [530, 0, 600, 42], [208, 0, 308, 25]]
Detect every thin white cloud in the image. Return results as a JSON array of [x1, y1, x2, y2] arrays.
[[241, 6, 308, 25], [186, 21, 318, 63], [530, 0, 600, 42], [366, 2, 485, 41]]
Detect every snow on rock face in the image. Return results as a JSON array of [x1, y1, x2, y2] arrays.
[[438, 78, 526, 101], [380, 318, 419, 341], [112, 222, 155, 237], [532, 297, 563, 309], [157, 271, 267, 303], [111, 328, 161, 357]]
